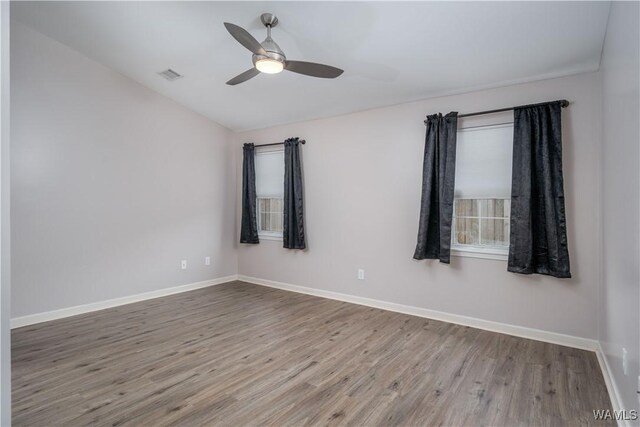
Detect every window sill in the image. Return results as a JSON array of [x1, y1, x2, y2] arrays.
[[259, 233, 283, 242], [451, 247, 508, 261]]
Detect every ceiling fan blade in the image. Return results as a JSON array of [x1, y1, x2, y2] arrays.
[[224, 22, 267, 56], [226, 68, 260, 86], [284, 61, 344, 78]]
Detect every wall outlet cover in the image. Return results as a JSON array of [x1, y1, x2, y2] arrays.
[[181, 260, 187, 270], [205, 256, 211, 266], [357, 269, 365, 280]]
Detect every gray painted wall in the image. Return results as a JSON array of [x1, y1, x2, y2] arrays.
[[0, 2, 10, 425], [11, 23, 237, 318], [599, 1, 640, 414], [236, 72, 603, 340], [8, 5, 640, 419]]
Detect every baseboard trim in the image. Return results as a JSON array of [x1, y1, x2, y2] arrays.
[[595, 342, 628, 426], [12, 273, 617, 421], [238, 275, 598, 351], [11, 274, 239, 329]]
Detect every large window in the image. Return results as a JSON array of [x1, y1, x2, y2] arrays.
[[453, 123, 513, 257], [255, 148, 284, 239]]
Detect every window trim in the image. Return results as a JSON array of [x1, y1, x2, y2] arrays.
[[255, 146, 285, 241], [451, 245, 508, 261], [451, 122, 514, 261], [258, 231, 283, 241]]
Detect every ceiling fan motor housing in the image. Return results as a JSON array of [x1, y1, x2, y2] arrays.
[[252, 37, 286, 66]]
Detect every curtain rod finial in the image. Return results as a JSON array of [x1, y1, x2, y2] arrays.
[[560, 100, 569, 108]]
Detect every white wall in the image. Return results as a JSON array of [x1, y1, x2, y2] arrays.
[[236, 72, 602, 341], [0, 2, 10, 424], [10, 23, 237, 318], [599, 1, 640, 415]]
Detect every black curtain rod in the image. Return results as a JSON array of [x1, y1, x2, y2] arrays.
[[459, 99, 569, 118], [255, 139, 306, 148], [425, 99, 569, 123]]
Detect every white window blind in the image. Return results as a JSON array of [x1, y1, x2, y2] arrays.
[[454, 124, 513, 199], [255, 148, 284, 198]]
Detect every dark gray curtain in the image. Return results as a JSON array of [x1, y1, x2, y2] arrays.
[[414, 112, 458, 263], [283, 137, 306, 249], [508, 101, 571, 278], [240, 143, 259, 244]]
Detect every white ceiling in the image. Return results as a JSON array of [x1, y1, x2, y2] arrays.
[[13, 1, 610, 131]]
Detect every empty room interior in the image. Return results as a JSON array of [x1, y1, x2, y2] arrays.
[[0, 1, 639, 426]]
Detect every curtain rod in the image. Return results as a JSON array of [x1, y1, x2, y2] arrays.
[[424, 99, 570, 123], [255, 139, 306, 148]]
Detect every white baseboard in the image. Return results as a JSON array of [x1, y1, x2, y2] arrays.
[[595, 342, 629, 427], [11, 274, 239, 329], [13, 272, 619, 420], [13, 273, 599, 351], [238, 275, 598, 351]]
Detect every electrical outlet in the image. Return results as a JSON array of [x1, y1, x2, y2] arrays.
[[205, 256, 211, 266], [357, 269, 365, 280], [623, 347, 628, 375], [181, 260, 187, 270]]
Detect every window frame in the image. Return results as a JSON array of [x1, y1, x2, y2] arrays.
[[451, 121, 514, 261], [254, 146, 285, 241]]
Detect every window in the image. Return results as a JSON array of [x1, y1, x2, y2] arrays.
[[452, 123, 513, 258], [255, 148, 284, 239], [258, 197, 283, 235], [453, 198, 510, 250]]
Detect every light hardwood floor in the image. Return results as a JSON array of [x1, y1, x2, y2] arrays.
[[12, 281, 613, 426]]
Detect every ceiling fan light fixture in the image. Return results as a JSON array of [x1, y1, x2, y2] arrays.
[[255, 58, 284, 74], [224, 14, 344, 85]]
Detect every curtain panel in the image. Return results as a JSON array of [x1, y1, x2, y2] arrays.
[[240, 143, 259, 244], [414, 112, 458, 263], [508, 101, 571, 278], [283, 137, 306, 249]]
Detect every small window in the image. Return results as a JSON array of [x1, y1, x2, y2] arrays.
[[453, 123, 513, 258], [258, 197, 283, 236], [453, 198, 510, 252], [255, 148, 284, 239]]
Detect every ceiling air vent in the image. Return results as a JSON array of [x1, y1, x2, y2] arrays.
[[158, 69, 183, 81]]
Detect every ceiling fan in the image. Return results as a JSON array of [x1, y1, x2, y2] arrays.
[[224, 13, 344, 86]]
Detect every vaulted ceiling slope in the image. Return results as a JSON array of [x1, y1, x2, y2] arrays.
[[13, 1, 610, 131]]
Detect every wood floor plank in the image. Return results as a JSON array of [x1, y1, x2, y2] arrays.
[[12, 281, 614, 426]]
